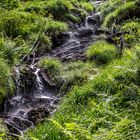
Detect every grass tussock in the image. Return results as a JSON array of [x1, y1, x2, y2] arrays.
[[103, 1, 140, 28], [86, 40, 117, 65]]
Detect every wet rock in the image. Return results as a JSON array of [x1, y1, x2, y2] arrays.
[[52, 33, 70, 48], [94, 28, 110, 35], [86, 16, 98, 26], [27, 107, 49, 124], [6, 116, 33, 133], [40, 70, 56, 86], [77, 28, 93, 37]]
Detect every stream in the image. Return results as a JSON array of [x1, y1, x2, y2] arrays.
[[1, 0, 104, 136]]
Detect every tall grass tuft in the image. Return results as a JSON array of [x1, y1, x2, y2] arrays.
[[86, 40, 116, 65]]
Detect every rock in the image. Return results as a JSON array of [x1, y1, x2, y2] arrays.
[[94, 28, 110, 35], [6, 116, 33, 132], [77, 28, 93, 37], [40, 70, 56, 86], [52, 32, 70, 47], [27, 107, 49, 124]]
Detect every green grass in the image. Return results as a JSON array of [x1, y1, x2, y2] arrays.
[[0, 0, 140, 139], [24, 45, 140, 139], [121, 20, 140, 47], [86, 40, 117, 65], [103, 1, 139, 28], [38, 57, 62, 79]]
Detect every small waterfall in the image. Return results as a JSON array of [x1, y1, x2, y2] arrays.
[[2, 2, 103, 135], [67, 31, 79, 43], [30, 65, 44, 94], [14, 66, 21, 95], [49, 11, 103, 61], [3, 63, 59, 134], [85, 15, 92, 28]]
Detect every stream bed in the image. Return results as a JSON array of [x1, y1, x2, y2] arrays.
[[1, 0, 104, 136]]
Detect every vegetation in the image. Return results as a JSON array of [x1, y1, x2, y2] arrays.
[[24, 45, 140, 140], [86, 40, 116, 65], [0, 0, 140, 140], [0, 0, 92, 104]]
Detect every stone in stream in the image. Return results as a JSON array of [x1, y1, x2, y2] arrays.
[[94, 28, 111, 35], [27, 107, 50, 124], [40, 70, 56, 87], [6, 116, 33, 134], [77, 28, 93, 37]]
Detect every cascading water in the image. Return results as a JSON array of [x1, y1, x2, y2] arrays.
[[49, 9, 102, 61], [31, 65, 44, 94], [3, 61, 59, 135], [15, 66, 21, 95], [2, 1, 103, 136]]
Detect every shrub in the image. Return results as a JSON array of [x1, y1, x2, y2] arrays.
[[86, 40, 116, 65], [0, 10, 46, 39], [0, 10, 24, 38]]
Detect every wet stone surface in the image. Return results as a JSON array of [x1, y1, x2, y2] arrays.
[[48, 12, 102, 61]]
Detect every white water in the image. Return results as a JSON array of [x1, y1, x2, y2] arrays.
[[85, 15, 94, 28], [15, 66, 21, 95], [3, 7, 103, 134], [31, 65, 44, 94]]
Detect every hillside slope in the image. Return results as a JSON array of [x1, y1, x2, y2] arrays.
[[0, 0, 140, 140]]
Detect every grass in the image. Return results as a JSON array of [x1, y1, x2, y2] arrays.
[[103, 1, 140, 28], [0, 0, 140, 140], [86, 40, 117, 65], [38, 57, 62, 79], [121, 20, 140, 47], [24, 45, 140, 140]]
